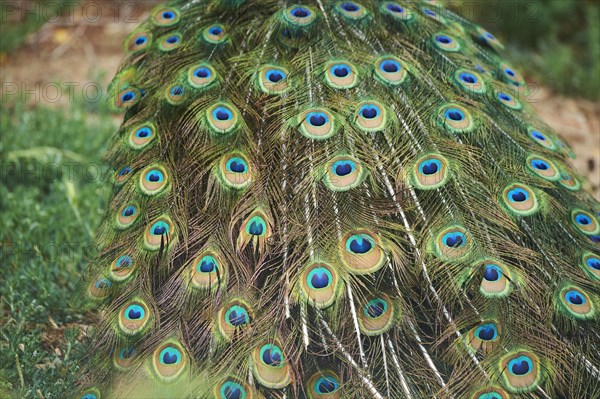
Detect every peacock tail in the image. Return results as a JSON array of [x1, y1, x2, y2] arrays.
[[76, 1, 600, 398]]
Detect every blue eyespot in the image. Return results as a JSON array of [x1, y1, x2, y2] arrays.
[[504, 68, 516, 77], [119, 347, 135, 359], [213, 106, 233, 121], [360, 104, 380, 119], [575, 214, 592, 226], [117, 255, 133, 268], [531, 130, 546, 141], [332, 160, 356, 176], [166, 35, 179, 44], [341, 2, 359, 12], [364, 298, 387, 318], [484, 265, 502, 281], [498, 92, 512, 102], [220, 381, 246, 399], [307, 267, 332, 289], [587, 256, 600, 270], [435, 35, 452, 44], [266, 68, 286, 83], [508, 188, 528, 202], [419, 159, 441, 175], [145, 169, 164, 183], [170, 85, 184, 96], [121, 91, 135, 102], [122, 205, 136, 217], [194, 67, 211, 78], [476, 64, 486, 73], [135, 37, 147, 46], [162, 11, 175, 19], [95, 278, 111, 289], [125, 304, 145, 320], [565, 289, 585, 305], [380, 60, 401, 73], [307, 112, 329, 127], [225, 305, 249, 327], [209, 26, 223, 35], [197, 255, 218, 273], [136, 127, 152, 138], [315, 376, 340, 393], [485, 32, 495, 40], [530, 159, 549, 170], [346, 234, 374, 254], [247, 216, 266, 236], [260, 344, 283, 367], [444, 108, 464, 121], [386, 4, 404, 13], [424, 8, 436, 17], [119, 166, 132, 176], [226, 157, 247, 173], [159, 347, 181, 365], [442, 231, 465, 248], [151, 221, 170, 236], [508, 355, 533, 376], [475, 323, 498, 341], [81, 395, 97, 399], [459, 72, 477, 84], [330, 63, 351, 78], [291, 7, 311, 18]]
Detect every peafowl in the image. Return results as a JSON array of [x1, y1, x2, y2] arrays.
[[76, 1, 600, 398]]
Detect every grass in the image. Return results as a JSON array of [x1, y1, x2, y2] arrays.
[[0, 97, 117, 397]]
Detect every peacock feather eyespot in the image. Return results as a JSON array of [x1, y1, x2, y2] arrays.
[[501, 183, 539, 216], [118, 299, 151, 335], [307, 371, 342, 398], [454, 69, 486, 94], [188, 63, 218, 90], [557, 285, 596, 320], [139, 164, 169, 195], [324, 60, 358, 89], [78, 388, 101, 399], [127, 31, 152, 52], [355, 100, 387, 132], [499, 350, 541, 393], [323, 155, 365, 191], [298, 262, 341, 309], [158, 33, 182, 52], [525, 154, 560, 181], [495, 90, 522, 110], [557, 169, 581, 191], [215, 377, 251, 399], [144, 216, 175, 250], [190, 251, 227, 291], [340, 229, 385, 274], [115, 204, 139, 229], [152, 340, 187, 382], [297, 108, 338, 140], [526, 126, 557, 150], [473, 26, 505, 51], [128, 123, 156, 149], [380, 2, 414, 21], [554, 137, 576, 159], [218, 153, 252, 189], [471, 386, 510, 399], [88, 277, 112, 300], [433, 33, 461, 52], [165, 84, 186, 105], [466, 321, 501, 354], [477, 259, 514, 298], [110, 254, 135, 282], [500, 63, 525, 87], [358, 294, 395, 335], [374, 55, 409, 86], [114, 165, 133, 185], [437, 103, 474, 133], [113, 346, 136, 371], [202, 23, 228, 45], [571, 209, 599, 236], [251, 340, 292, 388], [152, 7, 180, 26], [581, 252, 600, 280], [113, 87, 139, 110], [336, 1, 369, 21], [433, 225, 472, 261], [207, 102, 240, 134], [284, 5, 317, 27], [410, 153, 450, 190], [258, 64, 290, 94], [217, 299, 254, 340]]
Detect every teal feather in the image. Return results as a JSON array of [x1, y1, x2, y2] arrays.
[[76, 1, 600, 398]]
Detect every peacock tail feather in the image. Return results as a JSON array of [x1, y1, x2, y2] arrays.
[[76, 1, 600, 398]]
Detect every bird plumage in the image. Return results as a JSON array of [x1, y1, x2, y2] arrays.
[[76, 1, 600, 398]]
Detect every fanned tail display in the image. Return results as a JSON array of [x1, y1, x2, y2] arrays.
[[76, 1, 600, 398]]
